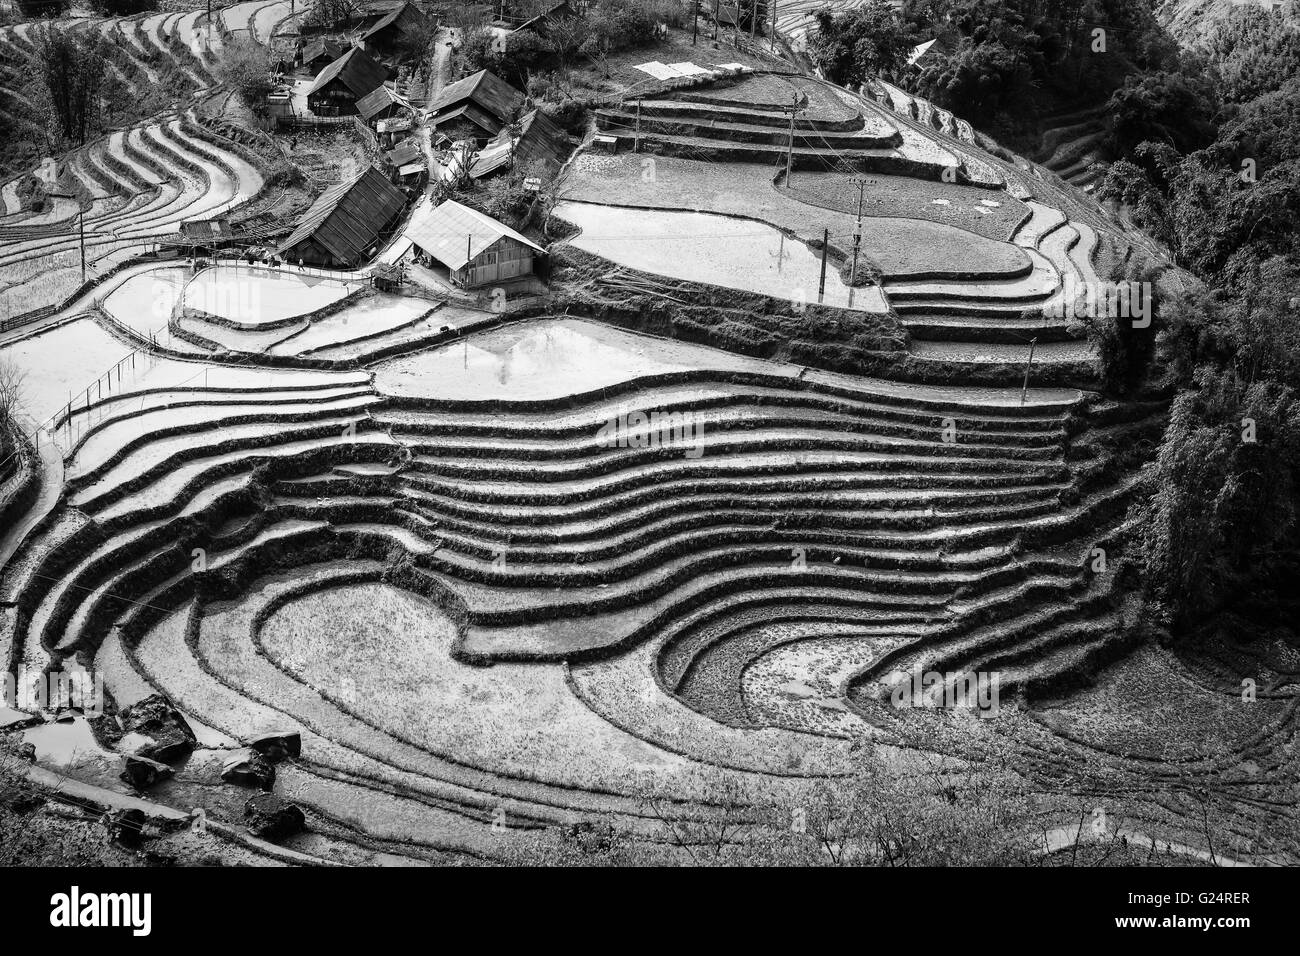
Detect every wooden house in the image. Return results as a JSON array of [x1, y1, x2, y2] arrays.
[[405, 199, 544, 288], [426, 69, 524, 142], [278, 167, 407, 267], [306, 46, 389, 117]]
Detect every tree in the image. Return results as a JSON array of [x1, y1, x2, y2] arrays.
[[1199, 6, 1300, 105], [916, 38, 1032, 123], [0, 358, 25, 429], [33, 26, 105, 146], [1104, 71, 1218, 157], [218, 36, 274, 117], [304, 0, 361, 30], [456, 25, 503, 76], [808, 2, 916, 87], [395, 19, 437, 68], [545, 15, 590, 76], [15, 0, 70, 15], [92, 0, 158, 15]]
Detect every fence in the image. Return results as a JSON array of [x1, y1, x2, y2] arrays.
[[274, 114, 356, 130]]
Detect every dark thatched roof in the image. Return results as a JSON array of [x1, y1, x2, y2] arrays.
[[279, 166, 406, 265], [426, 69, 523, 124], [307, 46, 388, 99]]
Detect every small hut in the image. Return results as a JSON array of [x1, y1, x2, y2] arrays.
[[405, 200, 544, 288]]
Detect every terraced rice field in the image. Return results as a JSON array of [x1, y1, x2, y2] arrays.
[[0, 11, 1293, 869], [9, 288, 1287, 863], [0, 2, 281, 319], [554, 201, 889, 312]]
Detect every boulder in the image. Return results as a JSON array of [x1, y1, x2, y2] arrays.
[[243, 793, 305, 842], [118, 695, 196, 763], [105, 808, 147, 846], [220, 750, 276, 790], [248, 730, 301, 762], [119, 754, 174, 790]]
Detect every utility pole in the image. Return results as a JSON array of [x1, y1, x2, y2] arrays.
[[1020, 337, 1038, 405], [770, 0, 777, 51], [783, 92, 800, 186], [849, 175, 868, 289], [466, 234, 472, 287], [693, 0, 699, 45], [818, 226, 828, 302], [633, 100, 641, 153], [713, 0, 720, 42], [48, 190, 86, 285], [750, 0, 757, 41], [76, 207, 85, 285]]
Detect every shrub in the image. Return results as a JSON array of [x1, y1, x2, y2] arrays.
[[218, 37, 274, 117]]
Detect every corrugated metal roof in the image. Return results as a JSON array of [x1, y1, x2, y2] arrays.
[[307, 46, 388, 99], [405, 199, 544, 270], [279, 166, 407, 264], [468, 137, 513, 179], [386, 138, 422, 166], [426, 70, 523, 124], [356, 85, 397, 120]]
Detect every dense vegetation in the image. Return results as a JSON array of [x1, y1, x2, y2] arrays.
[[811, 0, 1177, 147], [812, 2, 1300, 642], [33, 25, 105, 145], [1086, 9, 1300, 636], [218, 36, 274, 117]]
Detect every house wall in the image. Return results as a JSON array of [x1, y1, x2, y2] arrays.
[[308, 80, 359, 117], [433, 115, 499, 144], [454, 237, 535, 288], [283, 238, 346, 268]]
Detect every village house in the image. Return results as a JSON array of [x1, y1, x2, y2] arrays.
[[299, 37, 349, 74], [404, 199, 544, 288], [358, 0, 433, 61], [356, 84, 414, 127], [376, 114, 415, 148], [278, 166, 407, 267], [425, 69, 525, 143], [511, 0, 577, 38], [468, 108, 571, 180], [306, 46, 389, 117]]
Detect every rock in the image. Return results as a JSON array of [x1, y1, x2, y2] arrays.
[[134, 731, 194, 764], [105, 808, 146, 846], [248, 731, 301, 762], [3, 789, 44, 813], [118, 695, 196, 764], [243, 793, 305, 842], [220, 750, 276, 790], [119, 754, 174, 790]]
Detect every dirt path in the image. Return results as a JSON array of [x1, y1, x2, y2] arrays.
[[427, 29, 453, 101]]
